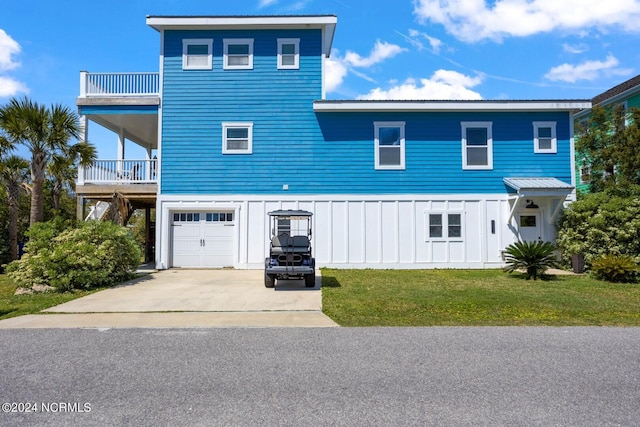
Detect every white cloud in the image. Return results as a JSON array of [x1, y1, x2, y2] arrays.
[[562, 43, 589, 54], [0, 29, 27, 98], [0, 29, 21, 72], [325, 41, 406, 93], [407, 29, 443, 53], [258, 0, 278, 8], [324, 56, 349, 93], [544, 54, 631, 82], [0, 76, 28, 97], [414, 0, 640, 42], [344, 41, 406, 68], [357, 69, 483, 100]]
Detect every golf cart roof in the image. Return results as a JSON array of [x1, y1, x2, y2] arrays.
[[268, 209, 313, 217]]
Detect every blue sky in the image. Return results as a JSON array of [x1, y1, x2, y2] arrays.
[[2, 0, 640, 157]]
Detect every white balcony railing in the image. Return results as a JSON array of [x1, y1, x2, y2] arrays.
[[78, 159, 158, 185], [79, 71, 159, 97]]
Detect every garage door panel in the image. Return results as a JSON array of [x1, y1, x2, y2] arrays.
[[171, 212, 235, 268]]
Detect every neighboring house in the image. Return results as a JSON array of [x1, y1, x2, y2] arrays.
[[574, 74, 640, 193], [75, 15, 590, 269]]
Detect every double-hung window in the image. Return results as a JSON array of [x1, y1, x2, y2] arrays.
[[374, 122, 405, 170], [224, 39, 254, 70], [222, 122, 253, 154], [182, 39, 213, 70], [427, 213, 463, 240], [533, 121, 557, 153], [461, 122, 493, 170], [278, 38, 300, 69]]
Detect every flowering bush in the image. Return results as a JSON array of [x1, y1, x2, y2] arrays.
[[556, 187, 640, 268], [5, 220, 141, 291]]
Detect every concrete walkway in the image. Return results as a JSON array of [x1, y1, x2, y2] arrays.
[[0, 270, 338, 329]]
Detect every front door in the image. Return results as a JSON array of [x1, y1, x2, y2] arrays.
[[518, 212, 541, 242]]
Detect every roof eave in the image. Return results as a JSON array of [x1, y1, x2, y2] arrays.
[[146, 15, 337, 56], [313, 100, 592, 113]]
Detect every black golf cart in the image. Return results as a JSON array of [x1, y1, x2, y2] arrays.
[[264, 210, 315, 288]]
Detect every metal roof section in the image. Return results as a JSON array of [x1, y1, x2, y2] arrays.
[[146, 15, 337, 56], [503, 177, 574, 192], [504, 178, 575, 222], [313, 99, 592, 112], [268, 209, 313, 217]]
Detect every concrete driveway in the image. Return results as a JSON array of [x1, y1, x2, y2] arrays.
[[0, 270, 338, 329]]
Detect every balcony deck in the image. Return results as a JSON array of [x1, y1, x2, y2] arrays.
[[77, 159, 158, 205]]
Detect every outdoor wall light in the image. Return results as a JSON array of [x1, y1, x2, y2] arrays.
[[525, 199, 539, 209]]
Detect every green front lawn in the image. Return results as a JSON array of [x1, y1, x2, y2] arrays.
[[321, 269, 640, 326], [0, 274, 102, 321]]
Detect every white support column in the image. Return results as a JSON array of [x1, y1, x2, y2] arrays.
[[77, 115, 89, 185], [79, 71, 88, 98], [117, 129, 125, 175], [145, 147, 152, 181]]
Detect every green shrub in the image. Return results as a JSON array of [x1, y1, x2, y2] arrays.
[[557, 186, 640, 267], [5, 220, 141, 291], [591, 254, 639, 283], [503, 240, 560, 280]]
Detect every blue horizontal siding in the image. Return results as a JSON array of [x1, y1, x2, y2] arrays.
[[159, 30, 573, 196]]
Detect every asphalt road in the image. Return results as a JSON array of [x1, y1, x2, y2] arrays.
[[1, 327, 639, 426]]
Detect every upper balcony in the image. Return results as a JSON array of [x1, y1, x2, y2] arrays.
[[77, 71, 160, 154], [79, 71, 160, 99]]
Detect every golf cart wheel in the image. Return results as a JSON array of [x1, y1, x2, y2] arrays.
[[304, 273, 316, 288], [265, 273, 276, 288]]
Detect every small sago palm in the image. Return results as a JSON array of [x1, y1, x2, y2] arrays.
[[503, 240, 560, 280]]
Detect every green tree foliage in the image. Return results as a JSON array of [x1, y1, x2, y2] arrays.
[[503, 240, 560, 280], [576, 105, 640, 192], [557, 186, 640, 267], [0, 97, 95, 225], [5, 220, 142, 291]]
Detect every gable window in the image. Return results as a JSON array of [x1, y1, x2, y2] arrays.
[[182, 39, 213, 70], [374, 121, 405, 170], [278, 38, 300, 69], [461, 122, 493, 170], [224, 39, 254, 70], [426, 213, 463, 240], [533, 121, 557, 153], [222, 122, 253, 154]]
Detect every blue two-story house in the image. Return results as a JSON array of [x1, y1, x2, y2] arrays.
[[75, 15, 590, 269]]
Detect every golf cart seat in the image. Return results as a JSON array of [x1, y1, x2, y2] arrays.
[[271, 234, 310, 254]]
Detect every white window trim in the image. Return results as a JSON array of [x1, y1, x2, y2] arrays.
[[533, 121, 557, 154], [222, 122, 253, 154], [223, 38, 254, 70], [277, 38, 300, 69], [461, 121, 493, 170], [374, 121, 406, 170], [424, 211, 465, 242], [182, 39, 213, 70]]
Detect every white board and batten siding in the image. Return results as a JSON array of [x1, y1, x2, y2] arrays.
[[156, 194, 537, 270]]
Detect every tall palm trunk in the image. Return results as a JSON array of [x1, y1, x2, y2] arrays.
[[30, 151, 47, 225]]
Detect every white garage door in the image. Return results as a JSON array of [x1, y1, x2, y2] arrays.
[[171, 211, 235, 268]]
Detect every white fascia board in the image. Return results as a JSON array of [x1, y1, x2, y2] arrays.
[[313, 101, 592, 112], [147, 16, 336, 56]]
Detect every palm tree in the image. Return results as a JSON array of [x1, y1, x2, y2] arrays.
[[0, 155, 30, 260], [0, 97, 93, 225], [48, 141, 96, 213]]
